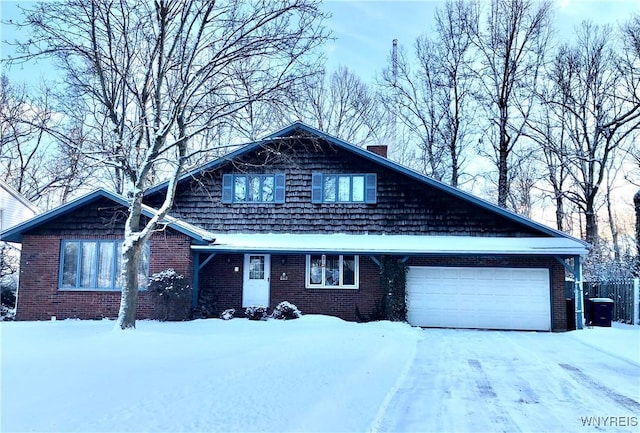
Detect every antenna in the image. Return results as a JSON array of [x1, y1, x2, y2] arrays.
[[392, 38, 398, 87], [391, 39, 398, 150]]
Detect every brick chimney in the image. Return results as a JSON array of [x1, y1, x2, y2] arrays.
[[366, 145, 388, 158]]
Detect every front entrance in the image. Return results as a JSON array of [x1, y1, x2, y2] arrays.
[[242, 254, 271, 307]]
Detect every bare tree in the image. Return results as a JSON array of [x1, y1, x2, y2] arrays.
[[0, 75, 88, 207], [380, 41, 446, 179], [469, 0, 553, 207], [284, 66, 388, 146], [548, 22, 640, 247], [524, 70, 572, 232], [379, 0, 475, 186], [5, 0, 328, 329], [635, 189, 640, 274]]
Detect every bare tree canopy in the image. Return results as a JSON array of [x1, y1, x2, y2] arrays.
[[469, 0, 553, 207], [5, 0, 329, 329], [379, 0, 476, 187], [285, 66, 389, 146], [0, 75, 88, 206], [545, 21, 640, 247]]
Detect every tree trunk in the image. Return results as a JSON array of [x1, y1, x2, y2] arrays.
[[585, 200, 599, 248], [606, 188, 620, 261], [117, 240, 142, 329], [634, 189, 640, 272], [555, 193, 564, 232], [497, 139, 509, 208], [116, 192, 145, 330]]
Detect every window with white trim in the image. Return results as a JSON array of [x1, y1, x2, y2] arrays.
[[306, 254, 359, 289], [311, 173, 376, 204], [222, 173, 286, 203], [59, 240, 150, 290]]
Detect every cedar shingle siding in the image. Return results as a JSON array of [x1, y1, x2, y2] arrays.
[[156, 137, 542, 236]]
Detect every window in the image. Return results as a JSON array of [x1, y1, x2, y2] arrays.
[[311, 173, 376, 204], [306, 254, 358, 289], [59, 240, 150, 290], [222, 173, 285, 203]]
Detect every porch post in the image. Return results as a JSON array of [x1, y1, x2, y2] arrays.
[[192, 252, 200, 309], [574, 256, 584, 330]]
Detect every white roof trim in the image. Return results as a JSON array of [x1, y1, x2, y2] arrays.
[[192, 233, 588, 256]]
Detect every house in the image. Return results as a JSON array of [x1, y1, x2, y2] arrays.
[[0, 122, 589, 330], [0, 179, 39, 235], [1, 179, 39, 294]]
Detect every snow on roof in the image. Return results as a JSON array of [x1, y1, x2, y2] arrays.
[[192, 233, 588, 256]]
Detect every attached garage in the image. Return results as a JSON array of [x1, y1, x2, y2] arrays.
[[406, 266, 551, 331]]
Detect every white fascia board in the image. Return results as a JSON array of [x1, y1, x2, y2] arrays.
[[190, 234, 589, 256]]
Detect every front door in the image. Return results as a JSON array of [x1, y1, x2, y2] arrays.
[[242, 254, 270, 307]]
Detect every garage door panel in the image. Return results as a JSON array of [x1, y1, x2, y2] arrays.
[[406, 266, 551, 331]]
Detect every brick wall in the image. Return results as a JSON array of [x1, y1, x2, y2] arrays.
[[199, 254, 382, 321], [16, 233, 193, 321], [198, 253, 567, 330]]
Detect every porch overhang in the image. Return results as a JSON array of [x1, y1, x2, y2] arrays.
[[190, 233, 589, 257]]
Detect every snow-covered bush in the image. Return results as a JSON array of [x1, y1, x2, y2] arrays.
[[271, 301, 301, 320], [245, 305, 268, 321], [220, 308, 235, 320], [0, 305, 15, 321], [148, 269, 191, 321]]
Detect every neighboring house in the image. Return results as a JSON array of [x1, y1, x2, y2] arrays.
[[0, 122, 589, 330], [0, 179, 39, 235], [0, 179, 39, 291]]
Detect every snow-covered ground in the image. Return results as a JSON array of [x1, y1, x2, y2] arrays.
[[1, 317, 638, 433], [376, 322, 640, 433], [1, 316, 420, 432]]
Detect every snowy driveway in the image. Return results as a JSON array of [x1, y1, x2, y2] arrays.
[[374, 328, 640, 433]]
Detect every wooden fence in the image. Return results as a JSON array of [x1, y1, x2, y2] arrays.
[[580, 279, 639, 325]]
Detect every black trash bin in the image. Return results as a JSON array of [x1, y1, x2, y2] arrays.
[[587, 298, 614, 327], [566, 298, 576, 331]]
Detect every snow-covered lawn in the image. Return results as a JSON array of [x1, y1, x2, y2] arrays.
[[1, 318, 639, 433], [1, 316, 420, 432]]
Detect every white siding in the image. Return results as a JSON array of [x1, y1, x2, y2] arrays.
[[0, 184, 37, 233]]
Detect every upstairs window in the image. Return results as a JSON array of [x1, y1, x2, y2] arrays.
[[59, 240, 150, 291], [311, 173, 376, 204], [222, 174, 285, 203]]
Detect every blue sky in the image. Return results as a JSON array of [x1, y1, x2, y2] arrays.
[[320, 0, 640, 82], [1, 0, 639, 86]]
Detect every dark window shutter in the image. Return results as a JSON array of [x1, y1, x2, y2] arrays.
[[365, 173, 377, 204], [311, 173, 323, 203], [222, 174, 233, 203], [274, 174, 286, 203]]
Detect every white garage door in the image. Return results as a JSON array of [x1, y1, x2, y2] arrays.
[[406, 266, 551, 331]]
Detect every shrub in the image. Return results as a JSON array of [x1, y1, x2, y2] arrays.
[[148, 269, 191, 321], [245, 305, 268, 321], [220, 308, 235, 320], [271, 301, 301, 320], [0, 305, 15, 321], [1, 287, 16, 309]]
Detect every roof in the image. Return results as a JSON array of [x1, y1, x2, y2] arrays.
[[146, 121, 586, 244], [0, 179, 39, 214], [0, 189, 214, 244], [191, 233, 589, 257]]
